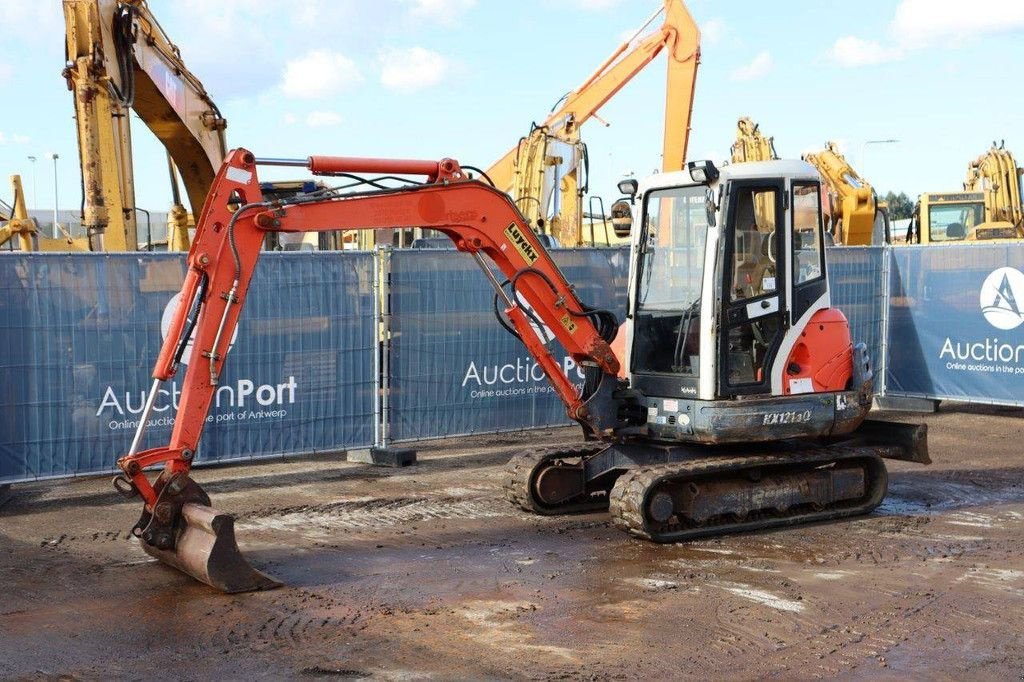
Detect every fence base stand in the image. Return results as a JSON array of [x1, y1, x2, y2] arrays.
[[873, 396, 939, 413], [347, 447, 417, 468]]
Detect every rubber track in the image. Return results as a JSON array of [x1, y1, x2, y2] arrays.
[[503, 442, 609, 516], [609, 446, 887, 542]]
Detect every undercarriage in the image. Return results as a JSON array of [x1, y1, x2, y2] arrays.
[[503, 420, 929, 541]]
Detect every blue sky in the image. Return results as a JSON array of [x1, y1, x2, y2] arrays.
[[1, 0, 1023, 214]]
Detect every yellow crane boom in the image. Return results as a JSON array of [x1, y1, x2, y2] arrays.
[[485, 0, 700, 246], [62, 0, 227, 251]]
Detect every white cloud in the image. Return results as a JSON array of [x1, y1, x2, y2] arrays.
[[378, 47, 450, 93], [731, 51, 773, 81], [401, 0, 475, 25], [829, 36, 903, 67], [701, 18, 726, 45], [0, 132, 30, 145], [305, 111, 344, 127], [550, 0, 625, 9], [283, 113, 298, 125], [0, 1, 61, 34], [280, 50, 363, 99], [892, 0, 1024, 48], [0, 63, 11, 83], [828, 0, 1024, 69]]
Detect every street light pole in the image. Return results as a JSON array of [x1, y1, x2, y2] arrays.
[[27, 156, 37, 209], [858, 139, 899, 175], [50, 153, 59, 238]]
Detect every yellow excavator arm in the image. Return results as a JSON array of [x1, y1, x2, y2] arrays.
[[964, 141, 1023, 230], [485, 0, 700, 246], [802, 142, 882, 245], [62, 0, 227, 251], [0, 176, 90, 252], [730, 117, 777, 163]]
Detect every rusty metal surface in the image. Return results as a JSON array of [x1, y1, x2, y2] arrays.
[[1, 410, 1024, 679]]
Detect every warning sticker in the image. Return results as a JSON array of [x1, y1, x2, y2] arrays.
[[559, 314, 578, 334]]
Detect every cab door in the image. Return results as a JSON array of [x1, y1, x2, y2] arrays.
[[718, 180, 787, 396]]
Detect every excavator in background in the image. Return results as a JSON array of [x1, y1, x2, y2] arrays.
[[729, 117, 777, 164], [731, 118, 889, 245], [907, 142, 1023, 244], [964, 141, 1023, 229], [483, 0, 700, 248], [112, 148, 927, 592], [0, 175, 90, 251], [63, 0, 227, 251]]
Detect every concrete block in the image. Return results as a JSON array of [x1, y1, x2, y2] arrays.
[[347, 446, 417, 467], [873, 396, 939, 413]]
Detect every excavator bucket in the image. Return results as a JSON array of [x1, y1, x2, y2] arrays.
[[142, 503, 281, 593], [133, 474, 281, 593]]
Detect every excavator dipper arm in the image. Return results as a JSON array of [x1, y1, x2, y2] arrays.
[[115, 148, 621, 591]]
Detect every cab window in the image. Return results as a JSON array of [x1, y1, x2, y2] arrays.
[[792, 183, 824, 284], [730, 187, 778, 301]]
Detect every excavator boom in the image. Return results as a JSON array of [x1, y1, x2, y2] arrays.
[[484, 0, 699, 245], [116, 148, 622, 591], [63, 0, 227, 251]]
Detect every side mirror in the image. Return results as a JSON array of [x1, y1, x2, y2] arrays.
[[705, 188, 717, 228], [610, 199, 633, 238]]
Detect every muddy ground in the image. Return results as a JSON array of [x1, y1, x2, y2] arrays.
[[2, 404, 1024, 680]]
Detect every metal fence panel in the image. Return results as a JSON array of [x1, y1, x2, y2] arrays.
[[825, 246, 888, 377], [0, 252, 375, 483], [387, 248, 629, 441], [885, 243, 1024, 406]]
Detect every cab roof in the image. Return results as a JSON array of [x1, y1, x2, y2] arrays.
[[637, 159, 820, 195]]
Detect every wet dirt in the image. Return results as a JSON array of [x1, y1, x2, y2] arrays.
[[2, 406, 1024, 680]]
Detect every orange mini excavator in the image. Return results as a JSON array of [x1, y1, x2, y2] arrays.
[[115, 149, 928, 592]]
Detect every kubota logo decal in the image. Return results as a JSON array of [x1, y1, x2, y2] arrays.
[[980, 267, 1024, 331]]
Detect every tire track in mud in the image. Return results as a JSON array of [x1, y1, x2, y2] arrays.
[[203, 588, 370, 652], [236, 496, 507, 535]]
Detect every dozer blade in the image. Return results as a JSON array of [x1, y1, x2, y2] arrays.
[[142, 503, 281, 593]]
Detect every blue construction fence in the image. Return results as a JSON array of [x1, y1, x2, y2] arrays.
[[0, 252, 376, 483], [2, 243, 1022, 483]]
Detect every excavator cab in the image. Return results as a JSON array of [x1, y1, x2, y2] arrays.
[[621, 159, 874, 444]]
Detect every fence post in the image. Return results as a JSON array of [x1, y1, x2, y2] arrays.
[[346, 246, 415, 467], [878, 245, 892, 397], [370, 245, 394, 449], [379, 245, 393, 449]]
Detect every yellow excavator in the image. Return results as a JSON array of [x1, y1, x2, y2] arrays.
[[484, 0, 700, 248], [965, 141, 1023, 229], [907, 142, 1023, 244], [0, 175, 90, 251], [731, 118, 889, 245], [62, 0, 227, 251]]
